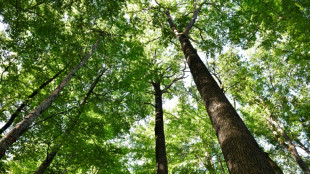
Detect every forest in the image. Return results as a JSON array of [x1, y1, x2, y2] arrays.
[[0, 0, 309, 173]]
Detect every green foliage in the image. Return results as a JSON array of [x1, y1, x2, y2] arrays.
[[0, 0, 309, 173]]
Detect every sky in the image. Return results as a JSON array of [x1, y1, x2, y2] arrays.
[[0, 16, 7, 31]]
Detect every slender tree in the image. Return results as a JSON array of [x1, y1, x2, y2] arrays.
[[0, 69, 64, 134], [0, 35, 101, 159], [152, 82, 168, 174], [34, 69, 105, 174], [151, 75, 183, 174], [267, 117, 310, 174], [155, 2, 275, 173]]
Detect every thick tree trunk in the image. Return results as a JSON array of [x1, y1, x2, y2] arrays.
[[176, 34, 274, 174], [34, 69, 105, 173], [0, 69, 64, 135], [0, 37, 101, 159], [152, 82, 168, 174], [264, 152, 284, 174], [267, 117, 310, 174], [163, 7, 274, 172]]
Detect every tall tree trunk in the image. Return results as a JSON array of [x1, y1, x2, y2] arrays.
[[0, 69, 64, 135], [152, 82, 168, 174], [34, 69, 105, 174], [267, 117, 310, 174], [0, 37, 101, 159], [164, 8, 275, 173]]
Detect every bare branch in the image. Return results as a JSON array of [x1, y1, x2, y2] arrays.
[[194, 25, 206, 42], [154, 0, 163, 7], [144, 102, 155, 107], [184, 1, 208, 36], [162, 76, 184, 93], [143, 36, 161, 44]]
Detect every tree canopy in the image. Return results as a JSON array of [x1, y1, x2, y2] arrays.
[[0, 0, 309, 173]]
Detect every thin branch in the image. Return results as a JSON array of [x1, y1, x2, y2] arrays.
[[184, 1, 208, 36], [194, 25, 206, 42], [143, 36, 161, 44], [144, 102, 155, 107], [162, 76, 184, 93], [162, 61, 187, 93]]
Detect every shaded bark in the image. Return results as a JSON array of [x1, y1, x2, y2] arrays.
[[152, 82, 168, 174], [267, 117, 310, 174], [164, 7, 275, 174], [34, 69, 105, 173], [34, 145, 60, 174], [0, 37, 101, 159], [0, 69, 64, 134], [264, 152, 284, 174]]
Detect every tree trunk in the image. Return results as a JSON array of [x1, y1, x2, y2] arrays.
[[152, 82, 168, 174], [176, 33, 274, 174], [34, 69, 105, 173], [163, 7, 275, 172], [34, 145, 60, 174], [264, 152, 284, 174], [0, 69, 64, 134], [267, 117, 310, 174], [0, 37, 101, 159]]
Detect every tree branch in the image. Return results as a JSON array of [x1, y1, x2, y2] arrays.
[[165, 9, 180, 37], [162, 76, 184, 93], [184, 1, 208, 36]]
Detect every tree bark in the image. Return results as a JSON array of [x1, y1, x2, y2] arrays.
[[34, 145, 60, 174], [152, 82, 168, 174], [0, 69, 64, 134], [0, 37, 101, 159], [267, 117, 310, 174], [264, 152, 284, 174], [164, 8, 275, 174], [34, 69, 105, 173]]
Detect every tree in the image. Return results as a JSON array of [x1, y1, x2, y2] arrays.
[[34, 68, 105, 174], [151, 67, 184, 173], [0, 0, 309, 173], [206, 44, 309, 173], [151, 1, 274, 173], [0, 68, 64, 134], [0, 36, 101, 159]]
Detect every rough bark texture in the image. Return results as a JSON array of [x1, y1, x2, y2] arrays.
[[152, 82, 168, 174], [34, 69, 105, 173], [0, 37, 101, 159], [267, 117, 310, 174], [176, 34, 275, 173], [0, 69, 64, 135]]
